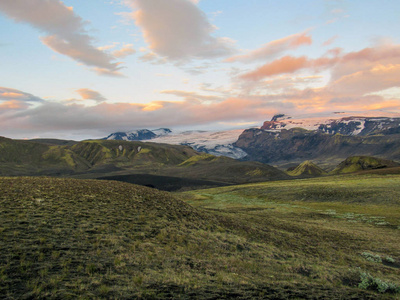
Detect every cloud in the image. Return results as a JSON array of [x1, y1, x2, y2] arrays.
[[112, 44, 136, 58], [0, 87, 43, 102], [139, 51, 167, 64], [0, 87, 44, 115], [125, 0, 235, 61], [328, 64, 400, 96], [75, 89, 107, 102], [240, 56, 310, 80], [93, 67, 125, 77], [0, 86, 286, 138], [0, 100, 30, 111], [160, 90, 224, 102], [239, 43, 400, 82], [225, 31, 312, 63], [2, 82, 400, 139], [322, 35, 338, 47], [0, 0, 122, 75]]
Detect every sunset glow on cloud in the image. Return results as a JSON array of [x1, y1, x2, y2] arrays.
[[0, 0, 399, 139]]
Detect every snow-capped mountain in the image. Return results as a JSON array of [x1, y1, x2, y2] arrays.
[[104, 129, 158, 141], [235, 113, 400, 166], [261, 114, 400, 136], [104, 128, 247, 159]]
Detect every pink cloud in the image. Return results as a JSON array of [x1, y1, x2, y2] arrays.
[[225, 31, 312, 63], [0, 0, 121, 75], [240, 56, 310, 80], [322, 35, 338, 47], [112, 44, 136, 58], [75, 89, 107, 102], [0, 86, 43, 102]]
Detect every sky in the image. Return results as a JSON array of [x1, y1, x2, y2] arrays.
[[0, 0, 400, 140]]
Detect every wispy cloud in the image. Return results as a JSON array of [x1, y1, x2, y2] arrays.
[[225, 31, 312, 63], [0, 87, 43, 103], [75, 89, 107, 102], [160, 90, 224, 102], [0, 0, 122, 75], [112, 44, 136, 58]]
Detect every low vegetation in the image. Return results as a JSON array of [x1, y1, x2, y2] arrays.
[[1, 174, 399, 298]]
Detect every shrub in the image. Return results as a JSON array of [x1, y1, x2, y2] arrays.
[[358, 271, 400, 294], [361, 252, 382, 263], [384, 256, 395, 264]]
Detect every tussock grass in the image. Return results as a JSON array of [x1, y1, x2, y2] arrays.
[[1, 175, 399, 298]]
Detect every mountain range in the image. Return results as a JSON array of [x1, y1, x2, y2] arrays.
[[235, 114, 400, 169], [104, 128, 247, 159], [103, 114, 400, 170]]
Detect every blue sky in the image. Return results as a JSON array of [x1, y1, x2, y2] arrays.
[[0, 0, 400, 139]]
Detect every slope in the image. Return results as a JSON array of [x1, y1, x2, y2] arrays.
[[0, 176, 391, 299], [331, 156, 400, 174], [0, 137, 289, 188]]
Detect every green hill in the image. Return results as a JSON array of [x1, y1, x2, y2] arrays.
[[2, 176, 397, 298], [0, 137, 289, 188], [331, 156, 400, 174], [286, 160, 328, 177]]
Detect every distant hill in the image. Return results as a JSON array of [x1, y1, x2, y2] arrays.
[[26, 138, 78, 146], [287, 160, 328, 177], [0, 137, 289, 189], [331, 156, 400, 174]]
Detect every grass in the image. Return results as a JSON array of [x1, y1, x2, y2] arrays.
[[1, 175, 399, 298]]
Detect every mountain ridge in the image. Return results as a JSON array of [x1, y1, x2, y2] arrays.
[[235, 114, 400, 168], [104, 128, 248, 159]]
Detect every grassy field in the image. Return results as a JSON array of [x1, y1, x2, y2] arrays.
[[1, 175, 399, 298], [181, 174, 400, 298]]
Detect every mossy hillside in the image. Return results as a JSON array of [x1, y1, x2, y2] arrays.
[[51, 140, 200, 168], [0, 138, 201, 175], [0, 137, 290, 187], [287, 160, 328, 177], [0, 177, 217, 299], [178, 153, 217, 166], [0, 137, 50, 164], [331, 156, 400, 174], [0, 176, 391, 299], [0, 137, 85, 174]]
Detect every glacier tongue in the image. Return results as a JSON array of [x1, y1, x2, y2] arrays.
[[151, 129, 248, 159], [104, 128, 248, 159]]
